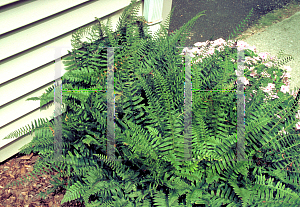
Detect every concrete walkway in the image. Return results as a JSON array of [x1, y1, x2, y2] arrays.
[[239, 11, 300, 95]]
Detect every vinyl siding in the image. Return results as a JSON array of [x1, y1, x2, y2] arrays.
[[0, 0, 172, 163]]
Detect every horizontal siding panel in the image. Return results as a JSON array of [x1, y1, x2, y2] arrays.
[[0, 0, 145, 158], [0, 3, 134, 86], [0, 0, 19, 7], [0, 0, 142, 61], [0, 0, 143, 105], [0, 82, 61, 144], [0, 132, 35, 163], [0, 67, 65, 127], [1, 61, 60, 107], [0, 36, 72, 85], [0, 132, 36, 163], [0, 0, 90, 35], [0, 103, 57, 163]]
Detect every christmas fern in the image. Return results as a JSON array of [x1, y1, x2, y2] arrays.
[[3, 0, 300, 206]]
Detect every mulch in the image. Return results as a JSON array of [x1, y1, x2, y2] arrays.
[[0, 152, 84, 207]]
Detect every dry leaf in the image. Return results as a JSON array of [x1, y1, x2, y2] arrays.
[[18, 153, 33, 160]]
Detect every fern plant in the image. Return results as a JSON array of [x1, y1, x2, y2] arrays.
[[3, 0, 300, 206]]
